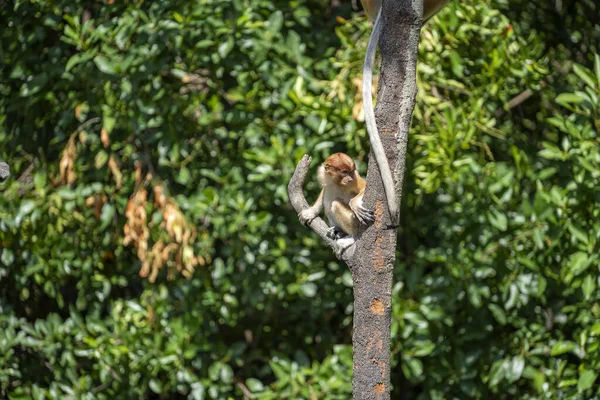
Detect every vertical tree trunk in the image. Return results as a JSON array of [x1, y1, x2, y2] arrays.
[[350, 0, 422, 398], [288, 0, 423, 398]]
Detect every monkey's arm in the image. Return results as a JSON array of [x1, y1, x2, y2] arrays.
[[349, 189, 375, 226], [298, 189, 324, 226]]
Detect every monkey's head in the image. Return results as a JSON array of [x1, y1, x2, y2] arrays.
[[323, 153, 357, 187]]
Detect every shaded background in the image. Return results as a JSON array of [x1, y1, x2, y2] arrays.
[[1, 0, 599, 398]]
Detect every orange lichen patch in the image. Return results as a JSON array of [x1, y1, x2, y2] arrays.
[[373, 233, 386, 271], [372, 358, 387, 378], [370, 299, 385, 315], [374, 200, 385, 228], [366, 332, 384, 355], [374, 383, 385, 393]]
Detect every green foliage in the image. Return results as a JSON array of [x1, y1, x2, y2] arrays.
[[1, 0, 599, 399], [394, 53, 600, 399]]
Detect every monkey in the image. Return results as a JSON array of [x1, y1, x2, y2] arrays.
[[360, 0, 450, 224], [299, 152, 374, 239]]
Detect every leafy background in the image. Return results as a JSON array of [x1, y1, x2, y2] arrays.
[[1, 0, 599, 398]]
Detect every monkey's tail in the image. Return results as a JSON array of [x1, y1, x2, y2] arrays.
[[362, 8, 398, 224]]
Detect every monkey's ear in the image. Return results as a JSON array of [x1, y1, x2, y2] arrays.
[[324, 163, 331, 172]]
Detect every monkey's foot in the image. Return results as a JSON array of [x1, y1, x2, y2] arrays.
[[326, 226, 348, 240], [334, 237, 355, 259]]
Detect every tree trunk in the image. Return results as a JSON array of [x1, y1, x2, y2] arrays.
[[351, 0, 421, 397], [288, 0, 423, 397]]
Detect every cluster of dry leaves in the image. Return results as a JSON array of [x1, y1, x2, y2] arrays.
[[60, 124, 210, 282], [123, 166, 209, 282]]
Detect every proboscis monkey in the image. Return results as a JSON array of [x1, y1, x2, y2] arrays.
[[299, 153, 374, 239]]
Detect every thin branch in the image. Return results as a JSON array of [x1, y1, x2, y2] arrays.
[[236, 380, 254, 400], [76, 117, 101, 133]]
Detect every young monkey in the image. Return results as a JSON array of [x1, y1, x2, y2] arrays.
[[299, 153, 374, 239]]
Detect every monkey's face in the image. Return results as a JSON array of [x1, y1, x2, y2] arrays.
[[339, 170, 355, 186], [324, 152, 357, 187], [325, 167, 355, 186]]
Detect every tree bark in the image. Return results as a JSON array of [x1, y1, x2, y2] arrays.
[[351, 0, 421, 397], [287, 0, 423, 397]]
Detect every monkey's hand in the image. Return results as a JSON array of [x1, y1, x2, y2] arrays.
[[349, 198, 375, 226], [298, 208, 318, 226]]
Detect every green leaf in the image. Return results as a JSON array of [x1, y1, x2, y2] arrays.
[[567, 223, 588, 244], [594, 53, 600, 87], [190, 383, 204, 400], [149, 379, 162, 393], [306, 271, 326, 281], [582, 275, 595, 300], [246, 378, 264, 392], [551, 341, 575, 356], [487, 209, 507, 231], [556, 93, 585, 104], [488, 304, 507, 325], [267, 11, 284, 33], [100, 203, 115, 229], [66, 51, 97, 72], [269, 361, 289, 383], [19, 73, 48, 97], [300, 282, 317, 297], [218, 36, 234, 58], [413, 341, 436, 357], [590, 322, 600, 336], [95, 151, 109, 168], [569, 252, 592, 276], [467, 284, 482, 308], [1, 249, 15, 266], [505, 357, 525, 383], [176, 167, 191, 184], [573, 64, 596, 89], [504, 284, 518, 310], [402, 356, 424, 380], [578, 370, 597, 392], [94, 56, 118, 75], [449, 50, 464, 77], [220, 364, 233, 384]]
